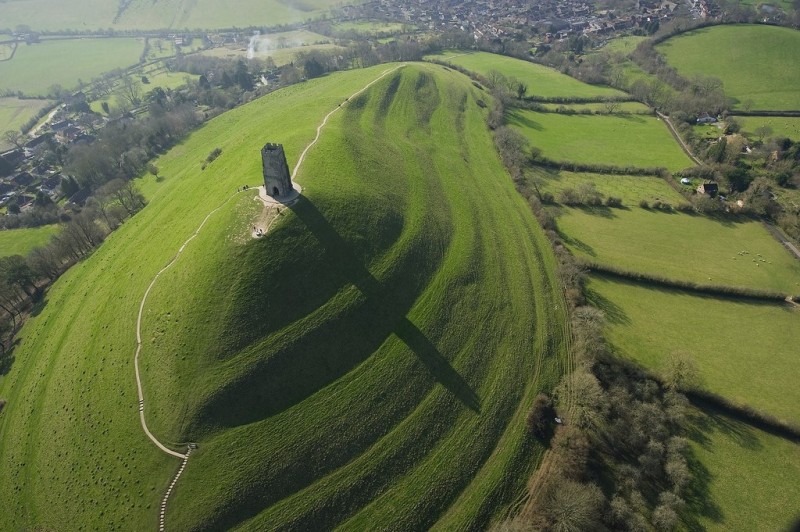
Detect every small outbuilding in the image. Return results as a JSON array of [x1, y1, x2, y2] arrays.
[[697, 182, 719, 197], [680, 177, 691, 185]]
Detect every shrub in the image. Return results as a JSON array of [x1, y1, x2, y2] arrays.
[[639, 199, 650, 209], [526, 393, 555, 439], [558, 187, 582, 206], [205, 147, 223, 164], [605, 196, 623, 208]]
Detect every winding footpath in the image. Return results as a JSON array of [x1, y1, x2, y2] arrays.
[[133, 63, 406, 530]]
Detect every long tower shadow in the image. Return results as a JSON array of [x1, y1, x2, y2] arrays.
[[289, 194, 481, 412]]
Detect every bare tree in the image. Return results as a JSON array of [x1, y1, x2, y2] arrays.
[[118, 76, 143, 107], [3, 130, 26, 150]]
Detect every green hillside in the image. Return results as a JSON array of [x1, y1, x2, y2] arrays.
[[0, 63, 567, 529], [657, 25, 800, 110]]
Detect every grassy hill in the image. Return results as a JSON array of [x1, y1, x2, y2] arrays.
[[0, 63, 567, 529], [657, 25, 800, 110], [0, 225, 60, 258], [425, 51, 626, 99]]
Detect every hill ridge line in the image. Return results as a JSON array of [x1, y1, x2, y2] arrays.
[[132, 63, 409, 530]]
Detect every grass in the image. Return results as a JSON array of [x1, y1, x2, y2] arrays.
[[0, 225, 60, 258], [528, 167, 685, 205], [89, 71, 198, 115], [332, 21, 410, 34], [538, 101, 651, 113], [0, 0, 344, 31], [684, 406, 800, 531], [556, 207, 800, 293], [0, 63, 567, 529], [600, 35, 647, 55], [0, 97, 53, 136], [424, 50, 627, 99], [587, 275, 800, 425], [737, 116, 800, 141], [657, 24, 800, 110], [0, 38, 144, 96], [199, 43, 340, 65], [507, 109, 695, 171]]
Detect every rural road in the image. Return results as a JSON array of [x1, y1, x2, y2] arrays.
[[762, 221, 800, 261], [133, 63, 407, 530], [657, 111, 702, 166]]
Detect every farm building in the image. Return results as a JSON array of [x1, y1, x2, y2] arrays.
[[697, 182, 719, 197], [696, 114, 717, 124]]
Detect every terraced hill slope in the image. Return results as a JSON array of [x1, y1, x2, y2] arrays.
[[0, 63, 568, 529]]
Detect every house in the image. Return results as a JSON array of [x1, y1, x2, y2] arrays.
[[696, 114, 717, 124], [11, 171, 34, 187], [697, 182, 719, 197]]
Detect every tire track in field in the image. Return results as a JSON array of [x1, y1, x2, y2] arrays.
[[134, 64, 408, 530]]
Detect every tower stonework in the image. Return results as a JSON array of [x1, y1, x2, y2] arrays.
[[261, 143, 292, 198]]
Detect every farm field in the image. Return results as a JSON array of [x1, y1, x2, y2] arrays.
[[587, 275, 800, 425], [657, 25, 800, 110], [686, 407, 800, 531], [0, 225, 60, 258], [528, 167, 685, 205], [0, 0, 344, 31], [0, 97, 53, 136], [538, 101, 650, 113], [332, 21, 410, 34], [600, 35, 647, 54], [0, 38, 144, 96], [0, 63, 567, 529], [425, 50, 626, 99], [200, 43, 341, 65], [737, 116, 800, 141], [89, 71, 198, 115], [507, 109, 694, 171], [556, 207, 800, 293]]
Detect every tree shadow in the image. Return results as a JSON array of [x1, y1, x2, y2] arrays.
[[575, 204, 617, 218], [559, 232, 596, 257], [584, 286, 630, 325], [618, 113, 646, 123], [192, 194, 480, 431], [506, 111, 543, 131], [0, 337, 21, 376]]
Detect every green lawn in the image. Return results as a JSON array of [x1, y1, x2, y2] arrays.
[[737, 116, 800, 141], [556, 207, 800, 293], [601, 35, 647, 55], [587, 275, 800, 425], [425, 50, 627, 99], [529, 167, 685, 205], [685, 407, 800, 531], [0, 0, 344, 31], [0, 97, 53, 137], [0, 63, 567, 529], [0, 225, 60, 258], [657, 25, 800, 110], [508, 109, 694, 171], [0, 38, 144, 96]]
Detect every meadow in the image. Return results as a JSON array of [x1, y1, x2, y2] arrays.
[[0, 0, 343, 31], [737, 116, 800, 141], [507, 109, 695, 171], [538, 101, 651, 113], [685, 406, 800, 531], [0, 38, 144, 96], [587, 275, 800, 425], [425, 50, 626, 99], [0, 97, 53, 136], [0, 225, 60, 258], [528, 167, 685, 205], [657, 24, 800, 110], [0, 63, 567, 529], [89, 71, 198, 115], [600, 35, 647, 54], [556, 207, 800, 293]]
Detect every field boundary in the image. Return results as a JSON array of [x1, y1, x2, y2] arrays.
[[656, 111, 702, 166], [584, 261, 795, 302]]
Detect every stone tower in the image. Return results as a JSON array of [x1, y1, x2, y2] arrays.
[[261, 143, 292, 198]]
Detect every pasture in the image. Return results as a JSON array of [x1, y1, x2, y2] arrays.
[[0, 225, 60, 258], [586, 275, 800, 425], [0, 0, 343, 31], [686, 407, 800, 531], [528, 167, 685, 205], [0, 63, 567, 529], [556, 207, 800, 293], [0, 38, 144, 97], [538, 101, 651, 113], [507, 109, 695, 171], [0, 97, 53, 136], [425, 50, 626, 99], [737, 116, 800, 141], [600, 35, 647, 54], [657, 25, 800, 110]]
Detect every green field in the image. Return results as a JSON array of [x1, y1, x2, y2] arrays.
[[737, 116, 800, 141], [0, 38, 144, 96], [89, 71, 198, 115], [686, 407, 800, 531], [0, 0, 345, 31], [0, 97, 53, 136], [332, 21, 410, 34], [538, 101, 651, 113], [587, 275, 800, 425], [0, 225, 60, 258], [556, 207, 800, 293], [529, 167, 685, 205], [508, 109, 694, 171], [425, 51, 627, 99], [657, 25, 800, 110], [600, 35, 647, 55], [0, 63, 567, 529]]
